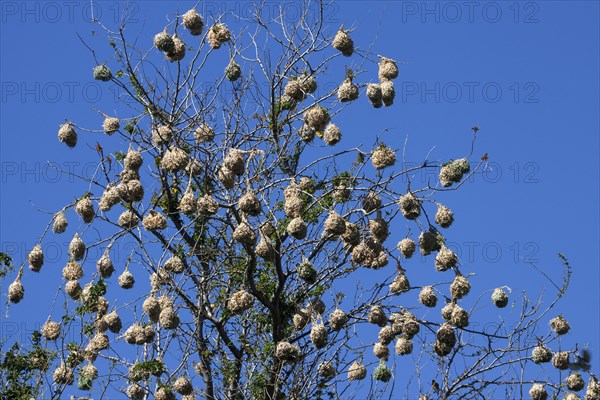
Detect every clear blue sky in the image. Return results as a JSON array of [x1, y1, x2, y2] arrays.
[[1, 0, 598, 398]]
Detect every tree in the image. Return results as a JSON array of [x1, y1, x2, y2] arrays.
[[1, 1, 598, 400]]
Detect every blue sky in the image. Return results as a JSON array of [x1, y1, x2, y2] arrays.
[[0, 0, 598, 398]]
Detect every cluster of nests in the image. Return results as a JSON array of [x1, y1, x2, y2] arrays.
[[138, 294, 180, 330], [529, 374, 598, 400], [439, 158, 470, 187], [298, 106, 342, 146]]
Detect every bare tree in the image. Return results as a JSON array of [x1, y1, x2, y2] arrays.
[[1, 2, 597, 400]]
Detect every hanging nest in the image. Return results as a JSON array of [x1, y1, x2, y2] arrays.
[[373, 342, 389, 360], [286, 217, 307, 239], [395, 337, 413, 355], [152, 125, 173, 146], [275, 341, 301, 363], [159, 307, 180, 330], [284, 193, 304, 218], [435, 340, 453, 357], [197, 194, 219, 215], [529, 384, 548, 400], [182, 9, 204, 36], [297, 260, 317, 284], [329, 308, 348, 331], [185, 158, 202, 176], [371, 144, 396, 169], [362, 192, 382, 213], [366, 83, 383, 108], [399, 192, 421, 220], [390, 273, 410, 295], [63, 261, 83, 280], [103, 311, 122, 333], [332, 28, 354, 56], [402, 317, 420, 339], [124, 149, 143, 171], [435, 204, 454, 228], [118, 269, 135, 289], [225, 58, 241, 81], [378, 326, 395, 345], [79, 363, 98, 390], [124, 323, 154, 345], [293, 308, 310, 330], [207, 23, 231, 49], [223, 149, 245, 175], [351, 242, 376, 267], [347, 361, 367, 381], [228, 289, 255, 314], [164, 256, 184, 273], [421, 230, 444, 257], [341, 222, 360, 246], [8, 278, 24, 303], [324, 211, 346, 236], [318, 361, 336, 379], [450, 305, 469, 328], [238, 191, 262, 216], [307, 298, 326, 315], [304, 106, 331, 133], [381, 81, 395, 106], [337, 78, 359, 102], [450, 275, 471, 299], [566, 372, 585, 391], [75, 196, 95, 223], [378, 57, 398, 82], [397, 238, 416, 259], [119, 168, 140, 182], [89, 332, 109, 351], [53, 364, 74, 385], [531, 344, 553, 364], [550, 315, 570, 335], [299, 72, 317, 94], [373, 362, 392, 382], [65, 280, 81, 299], [28, 244, 44, 272], [41, 320, 61, 340], [298, 124, 316, 142], [563, 393, 579, 400], [179, 189, 197, 214], [69, 233, 86, 260], [194, 124, 215, 143], [419, 286, 437, 307], [143, 296, 161, 322], [154, 29, 175, 52], [53, 211, 68, 234], [57, 123, 77, 148], [118, 210, 139, 229], [585, 377, 600, 399], [439, 158, 470, 187], [369, 215, 389, 242], [310, 323, 328, 349], [93, 65, 112, 82], [165, 35, 186, 62], [368, 305, 388, 327], [255, 235, 276, 261], [552, 351, 570, 370], [323, 123, 342, 146], [118, 179, 144, 202], [233, 222, 257, 246], [371, 250, 389, 269], [174, 376, 193, 395], [491, 288, 509, 308], [435, 245, 457, 271], [102, 116, 119, 134], [284, 79, 306, 102], [436, 323, 457, 348], [161, 147, 189, 172], [99, 185, 120, 211], [142, 210, 167, 231]]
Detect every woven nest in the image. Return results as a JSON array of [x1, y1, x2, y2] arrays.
[[65, 280, 81, 299], [179, 190, 197, 214], [118, 179, 144, 202], [8, 278, 24, 304], [318, 361, 336, 379], [397, 238, 416, 259], [333, 186, 350, 203], [369, 216, 389, 242], [566, 372, 585, 391], [373, 362, 392, 382], [347, 361, 367, 381], [255, 236, 276, 260], [225, 59, 241, 81], [299, 72, 317, 94], [275, 341, 300, 363], [58, 123, 77, 148], [371, 144, 396, 170], [439, 158, 470, 187], [164, 255, 184, 273], [182, 9, 204, 36], [310, 323, 328, 349], [69, 233, 86, 260], [174, 376, 193, 395], [324, 211, 346, 236], [419, 286, 437, 307], [366, 84, 383, 108], [341, 222, 360, 246], [41, 320, 61, 340], [89, 332, 109, 351], [99, 185, 120, 211], [442, 302, 457, 321], [563, 393, 579, 400], [194, 124, 215, 143], [184, 158, 202, 177], [395, 337, 413, 355], [329, 308, 348, 331], [362, 192, 382, 213], [298, 124, 316, 142], [434, 340, 453, 357], [124, 149, 143, 171], [297, 260, 317, 283], [93, 64, 112, 82], [337, 78, 359, 102], [28, 244, 44, 272], [124, 323, 151, 345], [435, 245, 457, 271], [529, 384, 548, 400], [435, 204, 454, 228], [351, 242, 375, 267], [118, 270, 135, 289], [166, 35, 186, 62], [491, 288, 509, 308], [102, 116, 119, 134], [284, 79, 306, 101], [368, 305, 387, 327], [197, 194, 219, 215], [293, 308, 310, 330], [332, 28, 354, 56], [228, 289, 254, 314], [223, 149, 245, 175], [304, 106, 330, 133], [381, 81, 395, 106], [103, 311, 122, 333], [390, 273, 410, 295], [233, 221, 257, 246], [119, 168, 140, 182], [76, 197, 95, 223], [154, 30, 175, 52], [238, 191, 262, 216], [378, 326, 395, 345], [402, 318, 420, 339], [323, 123, 342, 146], [450, 275, 471, 299], [161, 147, 189, 172], [531, 345, 553, 364], [436, 323, 456, 347], [152, 125, 173, 146], [399, 192, 421, 220], [159, 307, 180, 330], [284, 195, 304, 218], [550, 315, 570, 335], [450, 305, 469, 328], [142, 210, 167, 231], [143, 296, 161, 322], [53, 364, 74, 385], [552, 351, 570, 370], [373, 342, 389, 360], [378, 57, 398, 82], [63, 261, 83, 280], [286, 217, 307, 239], [307, 298, 326, 315], [207, 23, 231, 49], [53, 212, 68, 234], [585, 377, 600, 399], [118, 210, 139, 229]]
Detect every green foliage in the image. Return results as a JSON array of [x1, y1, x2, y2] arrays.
[[0, 343, 35, 400], [75, 279, 106, 316], [0, 252, 13, 278]]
